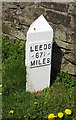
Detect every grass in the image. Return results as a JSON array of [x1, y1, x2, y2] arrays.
[[2, 35, 75, 119]]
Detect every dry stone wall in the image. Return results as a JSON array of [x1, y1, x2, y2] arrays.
[[2, 2, 76, 78]]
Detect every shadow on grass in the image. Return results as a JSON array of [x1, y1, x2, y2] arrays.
[[50, 42, 63, 86]]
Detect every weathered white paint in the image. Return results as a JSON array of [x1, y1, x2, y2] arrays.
[[26, 15, 53, 92]]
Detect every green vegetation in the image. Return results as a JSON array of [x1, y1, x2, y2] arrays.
[[2, 35, 75, 119]]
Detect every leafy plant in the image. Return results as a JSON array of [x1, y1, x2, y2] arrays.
[[55, 71, 75, 88]]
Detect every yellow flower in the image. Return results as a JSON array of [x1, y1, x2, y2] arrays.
[[9, 110, 14, 114], [58, 112, 64, 118], [0, 84, 2, 88], [65, 109, 72, 115], [25, 118, 28, 120], [48, 113, 57, 119], [72, 118, 75, 120], [34, 102, 38, 105], [0, 93, 2, 95]]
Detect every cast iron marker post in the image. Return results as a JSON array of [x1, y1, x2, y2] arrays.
[[26, 15, 53, 92]]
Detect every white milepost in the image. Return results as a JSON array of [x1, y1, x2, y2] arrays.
[[26, 15, 53, 92]]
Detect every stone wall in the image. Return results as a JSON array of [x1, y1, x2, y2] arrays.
[[2, 2, 76, 78]]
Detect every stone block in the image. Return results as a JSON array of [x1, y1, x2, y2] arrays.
[[62, 62, 75, 75], [13, 31, 25, 40], [46, 10, 71, 27], [64, 53, 76, 65], [41, 2, 69, 12], [54, 28, 69, 50], [21, 7, 45, 26], [2, 23, 12, 34], [18, 2, 34, 9]]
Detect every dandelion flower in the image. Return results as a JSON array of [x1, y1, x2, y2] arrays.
[[48, 113, 57, 119], [58, 112, 64, 118], [9, 110, 14, 114], [0, 93, 2, 95], [65, 109, 72, 115], [34, 102, 38, 105], [72, 118, 75, 120], [0, 84, 2, 88]]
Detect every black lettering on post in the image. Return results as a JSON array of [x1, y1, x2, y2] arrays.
[[30, 46, 34, 52], [48, 43, 51, 49], [35, 45, 38, 51], [39, 44, 42, 50], [44, 44, 47, 50], [35, 52, 39, 58], [43, 58, 46, 64], [44, 52, 45, 56], [39, 60, 41, 65], [36, 60, 38, 65], [47, 58, 50, 63], [31, 61, 35, 66], [40, 52, 43, 58]]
